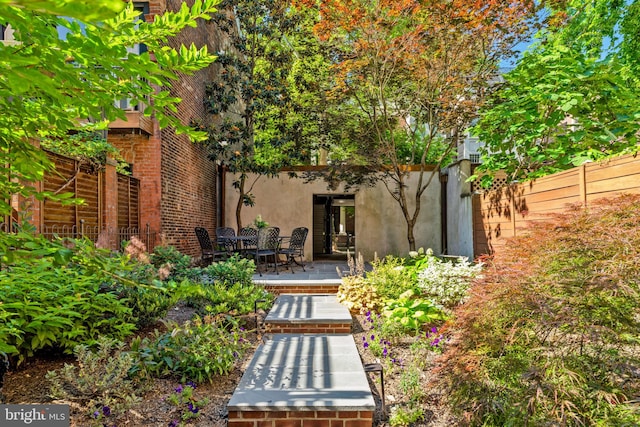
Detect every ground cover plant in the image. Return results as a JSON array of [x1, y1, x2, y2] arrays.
[[0, 231, 275, 425], [438, 194, 640, 426], [339, 250, 481, 425]]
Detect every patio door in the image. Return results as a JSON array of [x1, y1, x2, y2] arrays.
[[312, 194, 355, 259]]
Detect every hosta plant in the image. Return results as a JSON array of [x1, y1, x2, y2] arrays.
[[382, 290, 447, 334]]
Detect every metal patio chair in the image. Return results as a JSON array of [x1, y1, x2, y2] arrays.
[[252, 226, 281, 276], [279, 226, 308, 273], [216, 226, 237, 254], [237, 226, 258, 256], [195, 227, 227, 265]]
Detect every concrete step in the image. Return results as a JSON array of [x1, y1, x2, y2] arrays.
[[228, 334, 375, 427], [264, 295, 352, 334]]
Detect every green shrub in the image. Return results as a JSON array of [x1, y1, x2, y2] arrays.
[[364, 255, 417, 300], [337, 276, 384, 314], [185, 279, 273, 316], [416, 254, 483, 309], [114, 278, 178, 328], [389, 404, 425, 426], [439, 195, 640, 426], [150, 245, 193, 281], [201, 254, 255, 286], [130, 316, 252, 383], [0, 262, 135, 364], [46, 338, 143, 419]]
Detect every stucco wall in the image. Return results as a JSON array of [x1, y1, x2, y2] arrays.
[[223, 171, 443, 262], [444, 160, 474, 259]]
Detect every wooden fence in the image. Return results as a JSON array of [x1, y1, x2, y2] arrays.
[[473, 153, 640, 257], [24, 151, 156, 251]]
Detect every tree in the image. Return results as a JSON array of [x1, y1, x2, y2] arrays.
[[300, 0, 537, 251], [0, 0, 219, 261], [473, 0, 640, 184], [204, 0, 309, 230]]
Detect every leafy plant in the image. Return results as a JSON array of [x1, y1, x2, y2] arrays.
[[201, 254, 255, 287], [416, 255, 483, 309], [167, 383, 209, 424], [130, 316, 252, 383], [0, 262, 135, 364], [185, 280, 273, 317], [150, 245, 193, 282], [439, 195, 640, 425], [388, 404, 425, 427], [47, 338, 144, 419], [337, 276, 384, 314], [382, 290, 447, 334], [364, 255, 417, 301]]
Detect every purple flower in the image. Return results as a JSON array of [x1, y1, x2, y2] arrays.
[[363, 341, 369, 348], [186, 381, 197, 389], [382, 347, 388, 357], [370, 334, 375, 341], [187, 402, 199, 414], [102, 406, 111, 417], [168, 420, 179, 427], [431, 326, 438, 334], [93, 411, 99, 419], [174, 385, 183, 393]]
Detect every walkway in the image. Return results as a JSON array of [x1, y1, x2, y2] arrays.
[[229, 262, 376, 427], [252, 260, 346, 294]]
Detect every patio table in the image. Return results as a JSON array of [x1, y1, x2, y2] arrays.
[[219, 235, 256, 251]]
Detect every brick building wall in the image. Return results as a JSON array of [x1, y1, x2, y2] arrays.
[[108, 0, 238, 258], [159, 0, 220, 256]]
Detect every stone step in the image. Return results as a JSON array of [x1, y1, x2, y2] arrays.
[[259, 279, 342, 295], [228, 334, 375, 427], [264, 295, 352, 334]]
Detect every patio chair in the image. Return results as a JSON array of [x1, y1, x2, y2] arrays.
[[194, 227, 227, 265], [252, 226, 281, 276], [237, 226, 258, 256], [279, 226, 308, 273], [216, 226, 237, 253]]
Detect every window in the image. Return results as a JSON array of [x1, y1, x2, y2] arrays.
[[127, 2, 149, 55], [469, 153, 481, 164]]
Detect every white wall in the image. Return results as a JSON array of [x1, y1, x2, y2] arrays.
[[444, 160, 474, 259], [223, 170, 442, 261]]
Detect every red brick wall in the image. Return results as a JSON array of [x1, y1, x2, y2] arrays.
[[108, 131, 162, 237], [265, 285, 341, 294], [157, 0, 221, 256], [107, 1, 244, 257], [228, 410, 374, 427], [264, 323, 352, 334]]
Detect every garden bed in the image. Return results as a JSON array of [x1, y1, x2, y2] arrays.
[[2, 310, 459, 427]]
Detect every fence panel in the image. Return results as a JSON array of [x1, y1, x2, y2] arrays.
[[43, 152, 99, 231], [473, 153, 640, 257]]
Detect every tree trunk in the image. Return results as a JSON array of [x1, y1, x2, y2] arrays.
[[407, 218, 416, 252], [235, 175, 246, 231]]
